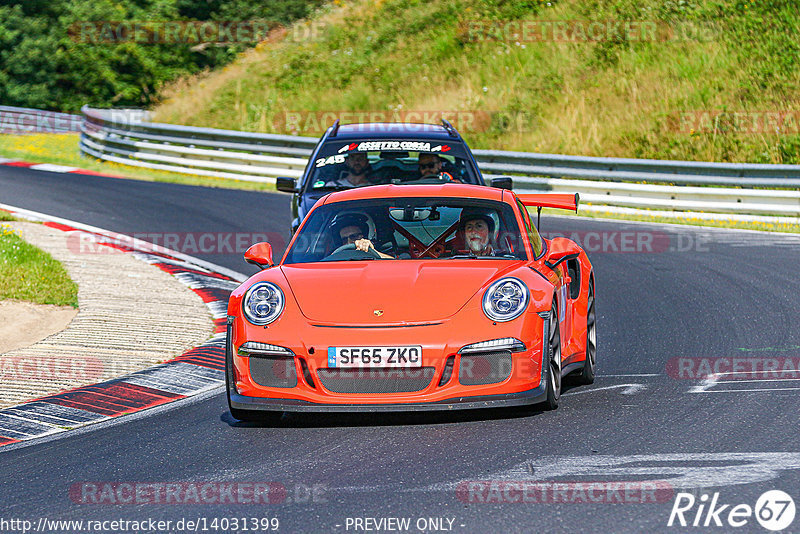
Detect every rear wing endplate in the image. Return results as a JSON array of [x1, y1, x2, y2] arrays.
[[516, 193, 579, 212], [516, 193, 579, 229]]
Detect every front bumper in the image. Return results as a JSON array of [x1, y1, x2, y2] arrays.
[[226, 309, 549, 412], [228, 384, 547, 412]]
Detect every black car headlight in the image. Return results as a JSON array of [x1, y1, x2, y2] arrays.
[[242, 282, 285, 325], [482, 278, 529, 322]]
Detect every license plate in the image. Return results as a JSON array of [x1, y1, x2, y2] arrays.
[[327, 346, 423, 368]]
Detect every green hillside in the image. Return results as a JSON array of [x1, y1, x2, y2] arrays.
[[152, 0, 800, 163]]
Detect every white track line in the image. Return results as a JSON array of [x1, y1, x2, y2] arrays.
[[28, 163, 79, 173], [698, 387, 800, 393], [597, 373, 661, 377], [689, 370, 800, 393], [564, 383, 646, 396]]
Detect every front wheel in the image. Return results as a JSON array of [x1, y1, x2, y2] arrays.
[[544, 300, 562, 410]]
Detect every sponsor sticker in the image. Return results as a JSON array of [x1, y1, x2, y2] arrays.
[[337, 141, 450, 153]]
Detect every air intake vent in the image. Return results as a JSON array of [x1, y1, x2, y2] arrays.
[[438, 356, 455, 387], [249, 355, 297, 388], [458, 351, 512, 385], [299, 357, 316, 389], [317, 367, 435, 394]]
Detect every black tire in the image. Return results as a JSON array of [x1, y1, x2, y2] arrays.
[[577, 280, 597, 385], [544, 300, 562, 410]]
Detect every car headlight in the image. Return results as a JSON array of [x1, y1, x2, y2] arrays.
[[482, 278, 529, 322], [242, 282, 285, 325]]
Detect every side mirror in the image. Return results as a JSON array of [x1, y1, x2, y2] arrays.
[[490, 176, 513, 190], [244, 242, 274, 270], [544, 237, 581, 268], [276, 177, 298, 193]]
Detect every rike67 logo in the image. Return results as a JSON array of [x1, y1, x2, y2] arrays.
[[668, 490, 796, 531]]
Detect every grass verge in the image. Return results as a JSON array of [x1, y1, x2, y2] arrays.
[[0, 223, 79, 308], [0, 133, 276, 192]]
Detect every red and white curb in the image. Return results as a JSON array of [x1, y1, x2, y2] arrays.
[[0, 205, 246, 447], [0, 157, 124, 178]]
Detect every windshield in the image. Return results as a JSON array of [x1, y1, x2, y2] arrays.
[[283, 197, 527, 264], [305, 140, 479, 190]]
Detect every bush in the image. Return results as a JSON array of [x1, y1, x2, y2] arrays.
[[0, 0, 323, 112]]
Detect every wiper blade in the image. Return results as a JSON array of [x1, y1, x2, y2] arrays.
[[448, 253, 518, 259], [312, 184, 352, 191], [320, 256, 378, 262]]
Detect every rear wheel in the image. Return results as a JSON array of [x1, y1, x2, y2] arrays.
[[544, 300, 562, 410], [577, 281, 596, 385]]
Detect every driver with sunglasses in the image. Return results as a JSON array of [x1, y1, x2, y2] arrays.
[[332, 213, 393, 258], [417, 153, 460, 182]]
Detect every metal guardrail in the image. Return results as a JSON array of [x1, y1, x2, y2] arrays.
[[0, 105, 82, 134], [77, 106, 800, 217], [80, 106, 314, 182]]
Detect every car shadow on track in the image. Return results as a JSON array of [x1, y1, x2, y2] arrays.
[[221, 406, 544, 428], [220, 380, 589, 428]]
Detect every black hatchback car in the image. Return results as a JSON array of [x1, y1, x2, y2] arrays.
[[277, 120, 511, 234]]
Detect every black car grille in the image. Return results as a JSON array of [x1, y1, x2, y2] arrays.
[[317, 367, 436, 394], [249, 355, 297, 388], [458, 350, 513, 385]]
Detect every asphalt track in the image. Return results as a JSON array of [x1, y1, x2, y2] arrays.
[[2, 165, 800, 533]]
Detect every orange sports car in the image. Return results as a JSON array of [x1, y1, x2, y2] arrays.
[[226, 183, 595, 420]]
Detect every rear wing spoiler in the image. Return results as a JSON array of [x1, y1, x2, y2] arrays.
[[516, 193, 579, 212], [516, 193, 579, 229]]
